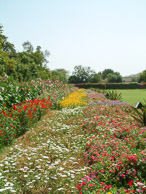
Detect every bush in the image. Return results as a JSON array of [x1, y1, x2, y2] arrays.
[[105, 90, 122, 100], [130, 100, 146, 126], [74, 82, 146, 89]]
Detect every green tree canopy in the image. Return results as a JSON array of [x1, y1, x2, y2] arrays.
[[102, 69, 114, 79], [107, 73, 122, 83], [139, 70, 146, 82], [0, 24, 51, 81], [68, 65, 95, 83], [52, 68, 69, 83]]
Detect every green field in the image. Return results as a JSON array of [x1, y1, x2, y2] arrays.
[[116, 89, 146, 105]]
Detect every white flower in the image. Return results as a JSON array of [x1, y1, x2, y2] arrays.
[[10, 190, 16, 193], [4, 182, 14, 187], [57, 188, 64, 191]]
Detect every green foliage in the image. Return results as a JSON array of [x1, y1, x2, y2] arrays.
[[0, 77, 42, 107], [102, 68, 114, 79], [68, 65, 101, 84], [101, 68, 122, 83], [105, 90, 122, 100], [107, 73, 122, 83], [139, 69, 146, 83], [88, 73, 101, 83], [91, 87, 106, 95], [0, 25, 51, 81], [52, 68, 69, 83], [69, 67, 122, 84], [68, 65, 93, 83], [74, 83, 146, 89], [130, 100, 146, 126]]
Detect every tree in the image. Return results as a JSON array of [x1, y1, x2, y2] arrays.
[[107, 73, 122, 83], [52, 68, 69, 83], [0, 24, 52, 81], [33, 46, 50, 67], [68, 75, 78, 84], [68, 65, 95, 83], [89, 73, 101, 83], [0, 25, 17, 78], [101, 68, 122, 83], [139, 70, 146, 82], [17, 42, 51, 80], [22, 41, 33, 53], [102, 69, 114, 79]]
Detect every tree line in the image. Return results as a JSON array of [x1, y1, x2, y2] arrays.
[[0, 24, 146, 83], [68, 65, 123, 83], [0, 25, 52, 81]]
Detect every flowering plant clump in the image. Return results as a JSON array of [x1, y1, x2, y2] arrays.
[[59, 89, 87, 108], [0, 97, 52, 145], [76, 90, 146, 194], [0, 76, 74, 109], [0, 78, 43, 108], [0, 77, 74, 147]]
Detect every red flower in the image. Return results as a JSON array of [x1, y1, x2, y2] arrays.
[[76, 187, 81, 190], [128, 180, 133, 187], [89, 184, 94, 187]]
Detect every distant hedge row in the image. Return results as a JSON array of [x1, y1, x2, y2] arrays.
[[73, 82, 146, 89]]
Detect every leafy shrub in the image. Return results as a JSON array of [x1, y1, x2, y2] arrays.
[[0, 79, 43, 107], [105, 90, 122, 100], [130, 100, 146, 126], [74, 82, 146, 89]]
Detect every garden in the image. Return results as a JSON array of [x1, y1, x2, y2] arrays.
[[0, 77, 146, 194]]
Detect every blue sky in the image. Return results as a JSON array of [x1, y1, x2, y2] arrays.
[[0, 0, 146, 76]]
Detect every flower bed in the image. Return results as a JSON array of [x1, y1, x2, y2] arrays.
[[0, 97, 52, 145], [0, 77, 73, 109], [0, 78, 74, 147], [76, 90, 146, 194], [59, 89, 87, 108]]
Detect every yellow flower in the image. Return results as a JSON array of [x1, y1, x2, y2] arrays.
[[59, 90, 87, 108], [107, 192, 112, 194], [77, 89, 85, 92]]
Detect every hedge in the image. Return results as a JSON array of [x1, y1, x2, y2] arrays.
[[73, 82, 146, 89]]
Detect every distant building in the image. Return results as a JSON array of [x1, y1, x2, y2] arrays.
[[122, 76, 133, 82]]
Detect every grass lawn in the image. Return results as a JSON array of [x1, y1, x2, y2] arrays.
[[116, 89, 146, 105]]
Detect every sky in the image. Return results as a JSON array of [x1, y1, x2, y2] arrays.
[[0, 0, 146, 76]]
